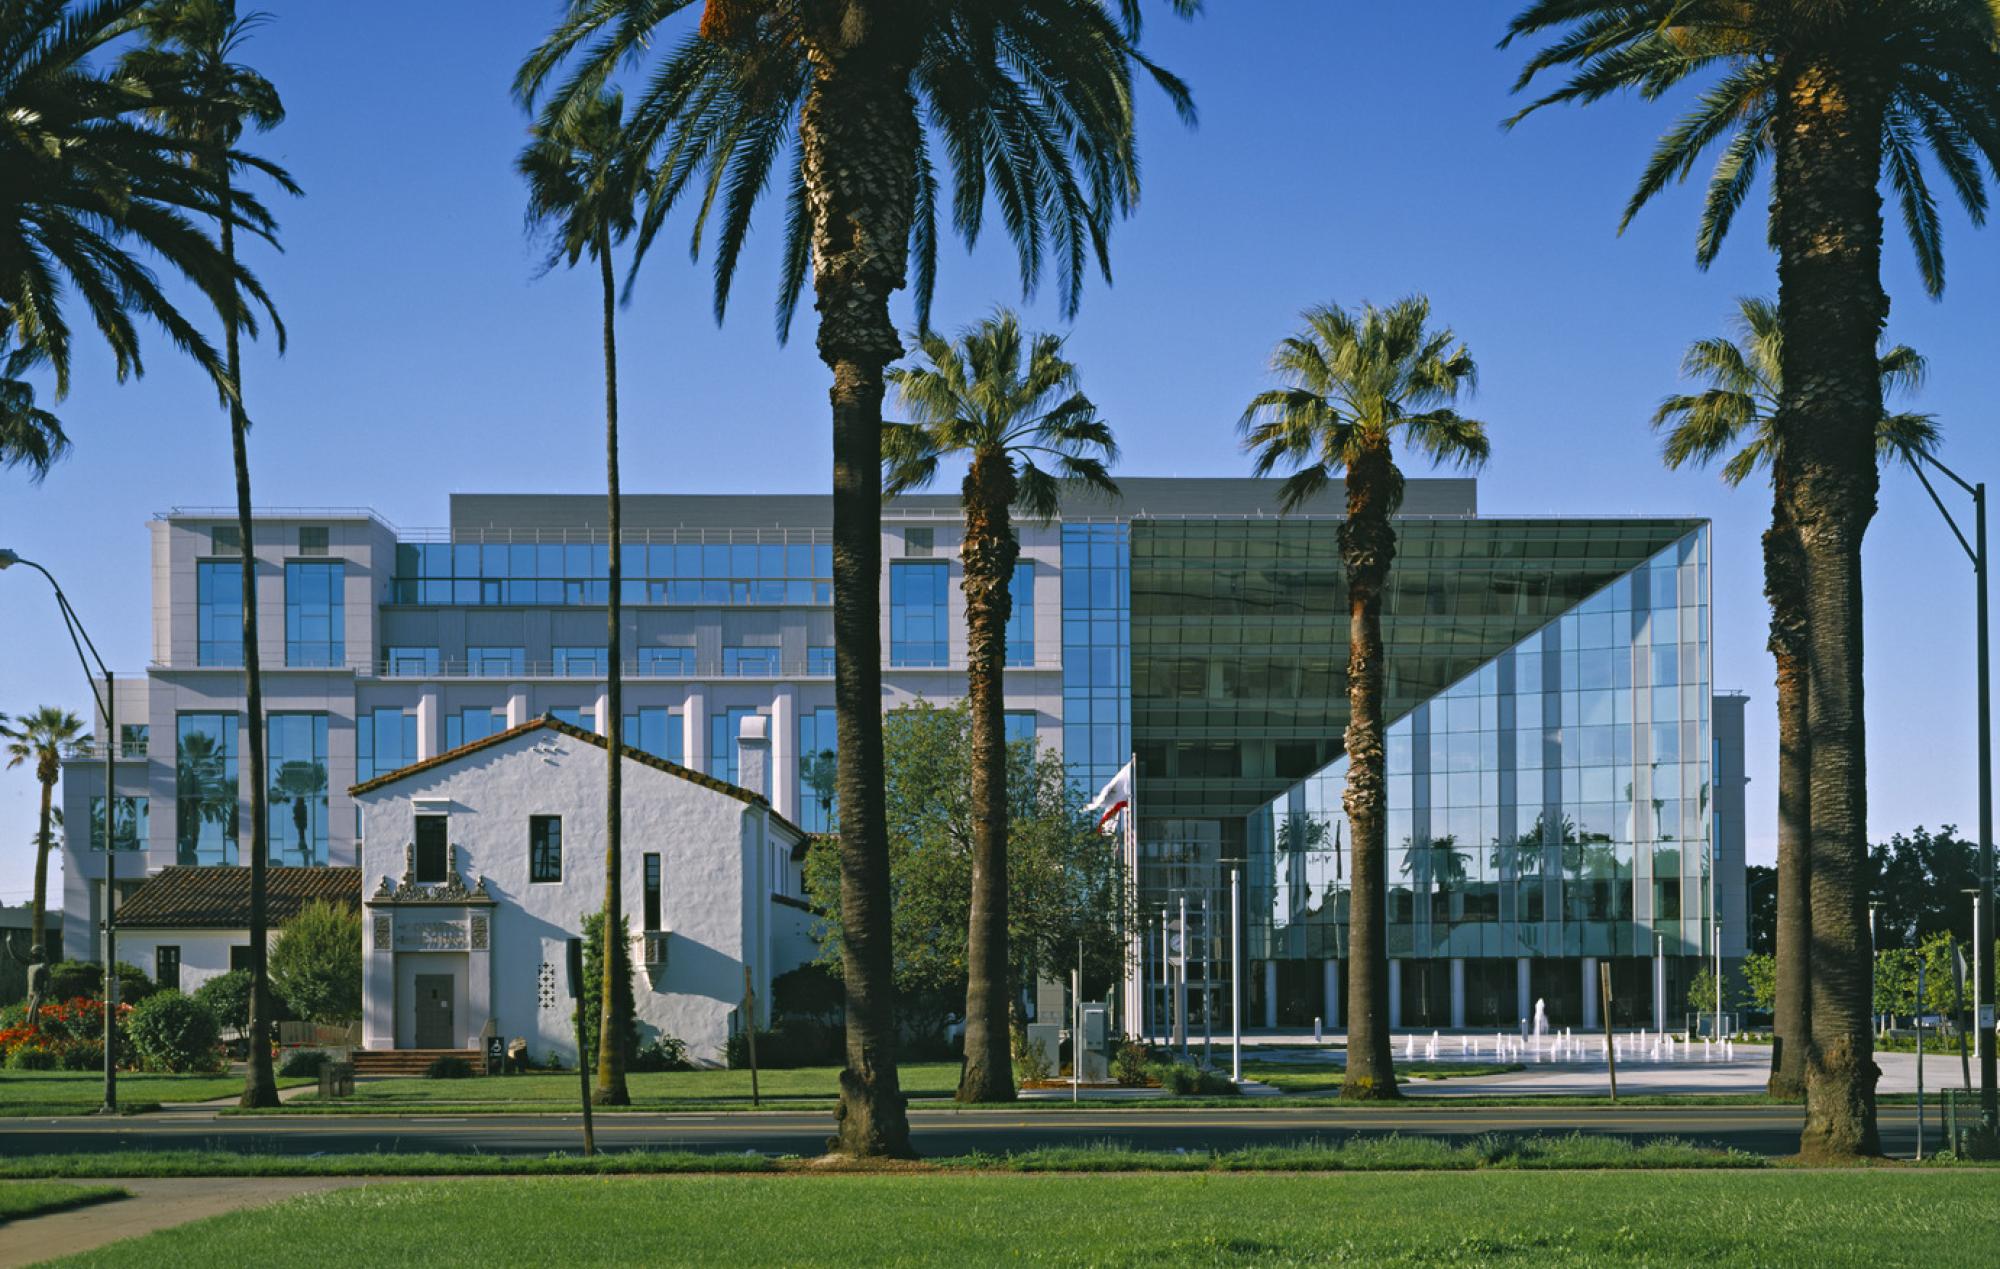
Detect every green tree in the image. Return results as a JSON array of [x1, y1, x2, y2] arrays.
[[2, 707, 84, 1023], [1743, 952, 1778, 1015], [1240, 297, 1489, 1100], [517, 0, 1195, 1159], [1507, 0, 2000, 1164], [267, 900, 361, 1024], [193, 966, 252, 1034], [802, 701, 1125, 1033], [883, 310, 1117, 1104], [0, 0, 281, 478], [124, 0, 298, 1110], [577, 910, 640, 1072], [518, 86, 640, 1108], [1870, 826, 1982, 949], [1653, 294, 1935, 1101]]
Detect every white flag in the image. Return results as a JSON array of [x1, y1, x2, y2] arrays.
[[1084, 758, 1134, 834]]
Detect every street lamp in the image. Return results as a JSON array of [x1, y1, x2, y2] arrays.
[[0, 549, 120, 1114], [1906, 454, 1998, 1141]]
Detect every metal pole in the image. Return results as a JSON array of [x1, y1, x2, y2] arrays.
[[1176, 894, 1188, 1059], [1159, 910, 1168, 1048], [101, 670, 116, 1115], [1918, 960, 1928, 1161], [1231, 867, 1242, 1083], [1716, 922, 1724, 1040], [1201, 891, 1212, 1064], [1977, 483, 1997, 1134]]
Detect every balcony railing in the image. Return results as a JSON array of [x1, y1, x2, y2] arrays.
[[152, 654, 1064, 678], [60, 740, 151, 761]]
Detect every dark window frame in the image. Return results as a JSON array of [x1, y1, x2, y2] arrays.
[[643, 852, 662, 930], [415, 815, 449, 884], [530, 815, 563, 884], [155, 945, 181, 993]]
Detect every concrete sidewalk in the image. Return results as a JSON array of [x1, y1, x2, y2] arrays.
[[0, 1177, 378, 1267]]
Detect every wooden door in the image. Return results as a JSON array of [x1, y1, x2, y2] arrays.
[[415, 973, 454, 1048]]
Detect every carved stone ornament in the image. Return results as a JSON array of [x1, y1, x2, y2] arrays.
[[372, 915, 392, 949], [371, 842, 495, 905], [469, 914, 489, 951]]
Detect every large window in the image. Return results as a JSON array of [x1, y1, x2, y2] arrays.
[[356, 708, 417, 783], [637, 647, 694, 676], [890, 561, 949, 667], [266, 713, 329, 867], [196, 561, 243, 666], [550, 706, 597, 732], [1006, 561, 1034, 667], [415, 816, 448, 884], [1005, 712, 1038, 748], [284, 561, 344, 667], [391, 538, 833, 607], [708, 707, 762, 784], [807, 646, 834, 676], [529, 816, 562, 883], [621, 707, 683, 763], [799, 707, 838, 832], [89, 796, 149, 851], [382, 646, 440, 676], [723, 646, 781, 676], [176, 713, 239, 865], [446, 709, 508, 749], [467, 646, 525, 676], [154, 945, 181, 993], [554, 646, 605, 676]]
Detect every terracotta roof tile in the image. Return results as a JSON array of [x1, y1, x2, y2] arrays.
[[115, 866, 361, 930]]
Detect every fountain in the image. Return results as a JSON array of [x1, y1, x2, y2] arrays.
[[1425, 1030, 1439, 1062], [1404, 1033, 1417, 1061]]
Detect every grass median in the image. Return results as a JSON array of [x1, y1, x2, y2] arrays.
[[45, 1171, 1998, 1266], [0, 1180, 127, 1223], [0, 1072, 312, 1117]]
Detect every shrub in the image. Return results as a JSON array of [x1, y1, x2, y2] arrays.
[[1112, 1041, 1154, 1088], [0, 997, 127, 1069], [7, 1044, 57, 1070], [194, 970, 254, 1033], [58, 1040, 103, 1071], [126, 992, 223, 1073], [576, 912, 640, 1070], [725, 1018, 844, 1070], [270, 901, 363, 1023], [425, 1055, 473, 1080], [45, 960, 155, 1005], [279, 1048, 332, 1078], [1150, 1061, 1238, 1097], [1012, 1029, 1053, 1086], [630, 1035, 692, 1073]]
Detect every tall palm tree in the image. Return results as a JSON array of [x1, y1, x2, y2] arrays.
[[1653, 296, 1937, 1101], [123, 0, 297, 1110], [0, 0, 282, 478], [1506, 1, 2000, 1160], [517, 0, 1195, 1158], [1241, 297, 1489, 1101], [518, 88, 640, 1107], [883, 309, 1118, 1103], [3, 707, 85, 1023]]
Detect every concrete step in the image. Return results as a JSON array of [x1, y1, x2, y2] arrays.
[[350, 1048, 482, 1077]]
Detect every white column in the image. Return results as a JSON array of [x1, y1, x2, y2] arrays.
[[416, 684, 440, 760], [770, 684, 798, 821], [1262, 959, 1277, 1030], [1653, 938, 1668, 1034], [1582, 956, 1600, 1030], [506, 684, 530, 729], [683, 684, 707, 775], [1322, 958, 1339, 1032], [1388, 960, 1403, 1031], [361, 909, 394, 1050], [1517, 956, 1532, 1025], [1449, 958, 1466, 1030]]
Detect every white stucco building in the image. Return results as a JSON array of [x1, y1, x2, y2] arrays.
[[351, 714, 814, 1065]]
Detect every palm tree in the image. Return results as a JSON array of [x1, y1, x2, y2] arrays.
[[518, 87, 640, 1107], [1241, 297, 1489, 1101], [123, 0, 296, 1110], [1653, 295, 1937, 1101], [0, 0, 282, 478], [3, 707, 84, 1022], [1506, 0, 2000, 1163], [516, 0, 1195, 1158], [883, 309, 1118, 1104]]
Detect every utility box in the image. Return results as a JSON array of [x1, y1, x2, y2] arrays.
[[1024, 1023, 1061, 1081], [1079, 1002, 1110, 1082]]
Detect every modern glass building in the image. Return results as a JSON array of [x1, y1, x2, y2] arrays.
[[60, 479, 1744, 1033]]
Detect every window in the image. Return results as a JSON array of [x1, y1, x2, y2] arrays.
[[1004, 712, 1037, 748], [285, 562, 344, 667], [176, 713, 239, 865], [210, 525, 240, 554], [356, 708, 417, 783], [530, 816, 562, 883], [554, 645, 605, 676], [643, 853, 662, 930], [154, 945, 181, 993], [799, 707, 838, 832], [708, 707, 761, 783], [904, 526, 934, 557], [723, 646, 781, 676], [808, 646, 834, 676], [890, 561, 949, 666], [230, 944, 251, 972], [383, 646, 440, 676], [298, 526, 328, 555], [468, 646, 525, 676], [621, 708, 683, 763], [550, 707, 596, 732], [120, 723, 149, 757], [90, 796, 149, 851], [1006, 561, 1034, 667], [415, 816, 448, 884], [196, 561, 243, 666], [446, 709, 507, 749], [266, 713, 329, 867], [637, 647, 694, 676]]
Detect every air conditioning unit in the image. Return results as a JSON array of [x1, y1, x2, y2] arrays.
[[641, 931, 670, 967]]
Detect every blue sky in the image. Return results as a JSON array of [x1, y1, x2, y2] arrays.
[[4, 1, 1996, 906]]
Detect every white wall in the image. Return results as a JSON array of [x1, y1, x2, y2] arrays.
[[116, 929, 253, 997]]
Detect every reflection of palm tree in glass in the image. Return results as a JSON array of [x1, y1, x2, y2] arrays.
[[803, 749, 838, 833], [1278, 814, 1330, 923], [1401, 834, 1471, 891], [1492, 811, 1578, 882], [271, 760, 327, 867], [175, 732, 231, 864]]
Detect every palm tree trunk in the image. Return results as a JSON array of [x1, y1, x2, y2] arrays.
[[223, 166, 278, 1110], [1766, 489, 1810, 1101], [799, 16, 919, 1157], [1341, 440, 1402, 1101], [594, 232, 631, 1106], [1774, 58, 1887, 1162], [957, 448, 1018, 1103], [25, 774, 53, 1020]]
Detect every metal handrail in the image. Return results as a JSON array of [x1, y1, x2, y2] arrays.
[[149, 656, 1067, 679]]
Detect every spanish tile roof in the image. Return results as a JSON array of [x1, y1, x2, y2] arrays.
[[115, 866, 362, 930], [346, 716, 806, 840]]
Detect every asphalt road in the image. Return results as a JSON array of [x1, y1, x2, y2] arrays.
[[0, 1103, 1941, 1160]]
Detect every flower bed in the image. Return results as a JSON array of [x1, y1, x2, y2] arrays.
[[0, 997, 131, 1071]]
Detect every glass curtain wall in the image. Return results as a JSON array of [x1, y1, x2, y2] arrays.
[[89, 796, 149, 851], [1060, 523, 1129, 799], [175, 713, 239, 864], [267, 713, 330, 866], [284, 562, 344, 667], [391, 540, 832, 606], [196, 561, 243, 666], [799, 707, 837, 831]]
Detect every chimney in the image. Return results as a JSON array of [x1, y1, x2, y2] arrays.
[[736, 713, 771, 801]]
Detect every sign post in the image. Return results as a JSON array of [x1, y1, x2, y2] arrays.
[[742, 965, 761, 1108], [1601, 961, 1618, 1104], [566, 937, 595, 1157]]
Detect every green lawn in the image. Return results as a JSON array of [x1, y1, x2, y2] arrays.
[[0, 1181, 126, 1223], [1241, 1060, 1520, 1093], [278, 1062, 962, 1111], [0, 1072, 310, 1116], [49, 1172, 1998, 1266]]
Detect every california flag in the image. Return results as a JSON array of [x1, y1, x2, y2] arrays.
[[1084, 759, 1134, 834]]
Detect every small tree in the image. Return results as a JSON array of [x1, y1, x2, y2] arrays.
[[195, 968, 254, 1035], [1742, 953, 1777, 1015], [127, 992, 223, 1073], [577, 911, 639, 1070], [269, 901, 362, 1023]]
